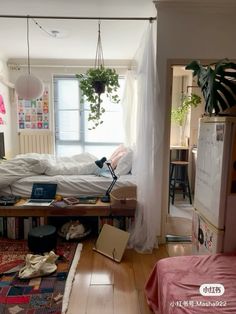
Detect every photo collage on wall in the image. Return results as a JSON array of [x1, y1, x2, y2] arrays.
[[0, 94, 6, 125], [18, 85, 49, 129]]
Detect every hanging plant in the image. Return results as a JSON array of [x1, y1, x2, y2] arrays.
[[76, 66, 120, 129], [76, 21, 120, 130], [171, 93, 201, 126], [186, 59, 236, 115]]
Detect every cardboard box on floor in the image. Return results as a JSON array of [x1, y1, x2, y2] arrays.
[[93, 224, 130, 262]]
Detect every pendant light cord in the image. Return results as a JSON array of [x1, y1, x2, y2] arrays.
[[27, 16, 31, 75], [32, 18, 59, 38], [94, 21, 104, 68]]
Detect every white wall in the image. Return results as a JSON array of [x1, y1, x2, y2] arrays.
[[0, 58, 14, 158], [155, 0, 236, 239]]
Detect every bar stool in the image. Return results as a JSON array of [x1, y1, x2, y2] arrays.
[[169, 160, 192, 205]]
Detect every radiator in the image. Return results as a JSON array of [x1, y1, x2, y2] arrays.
[[18, 131, 54, 154]]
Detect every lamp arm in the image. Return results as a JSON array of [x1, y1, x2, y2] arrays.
[[104, 161, 117, 196], [106, 162, 117, 180], [100, 161, 118, 203], [106, 177, 117, 195]]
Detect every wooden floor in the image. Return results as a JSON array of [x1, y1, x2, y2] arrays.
[[67, 238, 192, 314]]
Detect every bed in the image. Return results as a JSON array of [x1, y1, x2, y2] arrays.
[[145, 253, 236, 313], [0, 151, 136, 198]]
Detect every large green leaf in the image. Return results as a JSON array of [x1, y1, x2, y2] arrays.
[[186, 59, 236, 115]]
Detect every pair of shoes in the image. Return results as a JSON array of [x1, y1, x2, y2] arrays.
[[18, 251, 59, 279], [95, 157, 107, 169]]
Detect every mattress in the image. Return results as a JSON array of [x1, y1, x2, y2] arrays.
[[145, 253, 236, 314], [1, 174, 136, 198]]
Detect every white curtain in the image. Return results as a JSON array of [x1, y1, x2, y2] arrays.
[[126, 22, 163, 252], [121, 70, 137, 147]]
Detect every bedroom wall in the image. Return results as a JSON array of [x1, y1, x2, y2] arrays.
[[155, 0, 236, 240], [8, 60, 130, 157], [0, 57, 14, 158]]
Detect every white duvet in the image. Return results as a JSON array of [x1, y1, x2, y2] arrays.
[[0, 153, 101, 189]]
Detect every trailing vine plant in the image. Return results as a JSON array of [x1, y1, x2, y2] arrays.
[[76, 21, 120, 130], [171, 93, 201, 126], [76, 66, 120, 129]]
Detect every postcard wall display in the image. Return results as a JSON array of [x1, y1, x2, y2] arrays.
[[0, 94, 6, 125], [17, 85, 50, 130]]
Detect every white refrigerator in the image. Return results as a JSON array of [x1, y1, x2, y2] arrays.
[[192, 116, 236, 254]]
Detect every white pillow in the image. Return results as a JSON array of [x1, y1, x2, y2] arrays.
[[115, 149, 133, 175]]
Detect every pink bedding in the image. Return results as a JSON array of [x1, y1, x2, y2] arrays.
[[145, 253, 236, 313]]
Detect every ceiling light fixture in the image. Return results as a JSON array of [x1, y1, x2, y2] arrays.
[[15, 16, 44, 100]]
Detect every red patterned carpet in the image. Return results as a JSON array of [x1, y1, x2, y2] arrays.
[[0, 238, 81, 313]]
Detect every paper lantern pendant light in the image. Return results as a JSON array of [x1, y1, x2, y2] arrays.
[[15, 73, 44, 100], [15, 17, 44, 100]]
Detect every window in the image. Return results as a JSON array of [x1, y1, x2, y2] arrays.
[[54, 75, 125, 157]]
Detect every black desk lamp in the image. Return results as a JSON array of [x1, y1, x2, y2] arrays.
[[101, 161, 118, 203], [95, 157, 118, 203]]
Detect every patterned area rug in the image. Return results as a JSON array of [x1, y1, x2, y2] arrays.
[[0, 238, 82, 314]]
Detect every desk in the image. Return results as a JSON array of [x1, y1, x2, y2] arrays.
[[0, 198, 136, 219], [0, 199, 136, 237]]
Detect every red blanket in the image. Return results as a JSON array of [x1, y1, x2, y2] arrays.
[[145, 253, 236, 313]]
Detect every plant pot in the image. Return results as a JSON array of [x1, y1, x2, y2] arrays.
[[92, 80, 106, 94]]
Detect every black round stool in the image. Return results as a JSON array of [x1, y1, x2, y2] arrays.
[[169, 160, 192, 205], [28, 225, 57, 254]]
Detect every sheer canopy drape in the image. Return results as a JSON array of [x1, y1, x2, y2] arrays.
[[121, 70, 137, 147], [124, 22, 163, 252]]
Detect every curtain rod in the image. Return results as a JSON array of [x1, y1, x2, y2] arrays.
[[0, 14, 156, 21]]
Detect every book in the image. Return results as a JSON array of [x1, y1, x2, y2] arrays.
[[63, 196, 98, 205], [0, 217, 3, 237], [40, 217, 45, 226], [24, 218, 30, 240], [78, 196, 97, 204], [63, 197, 80, 205], [7, 217, 16, 239]]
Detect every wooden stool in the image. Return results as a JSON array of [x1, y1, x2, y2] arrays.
[[28, 225, 57, 254], [169, 161, 192, 205]]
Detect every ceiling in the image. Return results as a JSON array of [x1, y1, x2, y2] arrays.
[[0, 0, 156, 62]]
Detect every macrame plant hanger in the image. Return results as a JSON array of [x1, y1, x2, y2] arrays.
[[93, 21, 105, 111], [94, 21, 104, 69]]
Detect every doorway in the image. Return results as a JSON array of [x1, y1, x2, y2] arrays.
[[166, 64, 204, 241]]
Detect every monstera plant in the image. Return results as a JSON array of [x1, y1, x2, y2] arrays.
[[186, 59, 236, 115], [76, 66, 120, 129]]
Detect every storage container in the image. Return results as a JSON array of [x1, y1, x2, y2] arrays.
[[110, 186, 137, 209]]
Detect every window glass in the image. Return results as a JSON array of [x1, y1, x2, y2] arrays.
[[84, 110, 124, 143], [57, 144, 83, 157], [58, 80, 79, 109], [54, 75, 125, 157], [84, 145, 118, 158], [58, 111, 80, 140]]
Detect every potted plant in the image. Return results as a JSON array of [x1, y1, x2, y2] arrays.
[[171, 93, 201, 145], [171, 93, 201, 127], [76, 66, 120, 129], [186, 59, 236, 115]]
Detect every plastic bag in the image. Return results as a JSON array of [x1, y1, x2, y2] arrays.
[[18, 251, 58, 279]]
